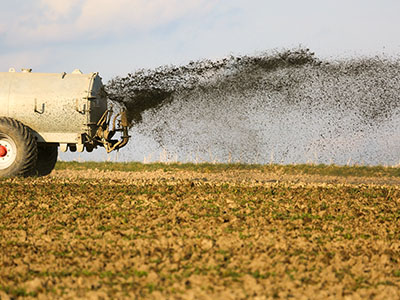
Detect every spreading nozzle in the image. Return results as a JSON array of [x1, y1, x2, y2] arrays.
[[94, 108, 130, 153]]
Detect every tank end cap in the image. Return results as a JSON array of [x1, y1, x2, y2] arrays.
[[72, 69, 83, 74]]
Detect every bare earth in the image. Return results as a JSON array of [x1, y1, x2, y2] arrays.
[[1, 168, 400, 299]]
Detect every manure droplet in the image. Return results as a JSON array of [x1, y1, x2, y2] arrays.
[[106, 48, 400, 165]]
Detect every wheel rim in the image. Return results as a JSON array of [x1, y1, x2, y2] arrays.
[[0, 133, 17, 170]]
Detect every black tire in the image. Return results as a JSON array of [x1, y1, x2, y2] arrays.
[[0, 117, 38, 177], [34, 145, 58, 176]]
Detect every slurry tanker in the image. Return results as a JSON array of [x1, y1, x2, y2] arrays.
[[0, 68, 129, 177]]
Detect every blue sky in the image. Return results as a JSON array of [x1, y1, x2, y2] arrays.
[[1, 0, 400, 81]]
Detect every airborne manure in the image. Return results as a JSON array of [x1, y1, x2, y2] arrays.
[[106, 49, 400, 165]]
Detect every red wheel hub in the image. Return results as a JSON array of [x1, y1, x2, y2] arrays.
[[0, 145, 7, 158]]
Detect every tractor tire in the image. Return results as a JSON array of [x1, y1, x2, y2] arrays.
[[35, 145, 58, 176], [0, 117, 38, 177]]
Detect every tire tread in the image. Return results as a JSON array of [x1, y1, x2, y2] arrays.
[[0, 117, 37, 177]]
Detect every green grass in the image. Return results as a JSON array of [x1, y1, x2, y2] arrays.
[[55, 161, 400, 178]]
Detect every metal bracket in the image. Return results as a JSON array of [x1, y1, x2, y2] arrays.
[[34, 99, 45, 114], [75, 99, 87, 114], [60, 144, 68, 152]]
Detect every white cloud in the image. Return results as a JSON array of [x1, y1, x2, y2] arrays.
[[40, 0, 82, 20], [2, 0, 399, 77], [1, 0, 219, 45], [75, 0, 209, 35], [0, 50, 50, 71]]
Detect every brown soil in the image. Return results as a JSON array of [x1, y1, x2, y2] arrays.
[[1, 168, 400, 299]]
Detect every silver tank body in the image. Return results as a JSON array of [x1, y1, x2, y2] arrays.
[[0, 70, 107, 144]]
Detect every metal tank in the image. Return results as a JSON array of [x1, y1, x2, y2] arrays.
[[0, 68, 129, 177]]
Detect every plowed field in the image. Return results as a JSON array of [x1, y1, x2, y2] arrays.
[[1, 163, 400, 299]]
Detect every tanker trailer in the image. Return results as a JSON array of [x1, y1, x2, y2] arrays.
[[0, 68, 129, 177]]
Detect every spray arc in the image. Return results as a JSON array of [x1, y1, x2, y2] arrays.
[[106, 49, 400, 165]]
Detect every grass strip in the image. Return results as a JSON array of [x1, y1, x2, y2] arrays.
[[55, 161, 400, 178]]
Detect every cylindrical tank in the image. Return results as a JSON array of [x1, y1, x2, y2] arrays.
[[0, 69, 107, 144]]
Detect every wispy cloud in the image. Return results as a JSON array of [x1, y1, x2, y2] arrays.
[[0, 50, 50, 71], [2, 0, 397, 77], [40, 0, 82, 20], [1, 0, 218, 46]]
